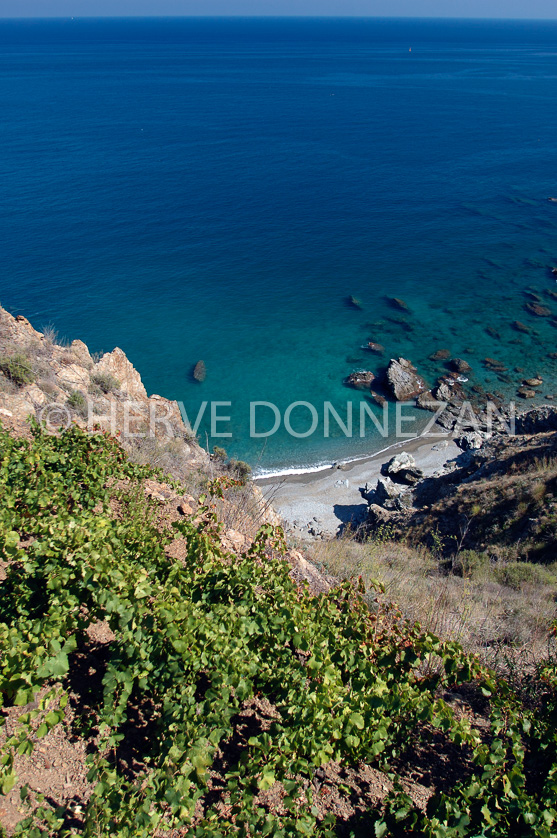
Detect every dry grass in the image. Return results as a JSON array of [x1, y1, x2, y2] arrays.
[[309, 532, 557, 673]]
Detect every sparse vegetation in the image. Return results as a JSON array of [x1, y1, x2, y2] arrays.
[[90, 371, 120, 394], [0, 355, 34, 387], [66, 389, 88, 418]]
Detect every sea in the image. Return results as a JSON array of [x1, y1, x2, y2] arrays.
[[2, 16, 557, 475]]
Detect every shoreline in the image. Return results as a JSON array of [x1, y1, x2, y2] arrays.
[[257, 427, 463, 539]]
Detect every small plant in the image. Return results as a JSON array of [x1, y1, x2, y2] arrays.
[[0, 353, 34, 386], [228, 458, 252, 484], [90, 370, 120, 394], [212, 445, 228, 461], [67, 389, 88, 417]]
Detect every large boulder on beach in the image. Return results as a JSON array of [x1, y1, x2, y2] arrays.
[[384, 358, 427, 401], [381, 451, 424, 485], [344, 370, 375, 390]]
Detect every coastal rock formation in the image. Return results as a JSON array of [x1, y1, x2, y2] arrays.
[[381, 451, 424, 485], [384, 358, 427, 401], [344, 370, 375, 390], [449, 358, 472, 374], [0, 306, 207, 470]]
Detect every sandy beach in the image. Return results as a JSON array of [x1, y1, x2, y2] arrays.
[[256, 433, 462, 538]]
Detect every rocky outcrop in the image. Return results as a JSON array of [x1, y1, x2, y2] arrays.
[[344, 370, 375, 390], [193, 360, 206, 382], [381, 451, 424, 485], [0, 306, 207, 469], [449, 358, 472, 374], [384, 358, 428, 401]]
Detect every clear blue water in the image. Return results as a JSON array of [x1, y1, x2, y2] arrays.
[[2, 17, 557, 473]]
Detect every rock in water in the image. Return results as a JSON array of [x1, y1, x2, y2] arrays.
[[346, 295, 363, 310], [449, 358, 472, 374], [364, 341, 385, 355], [384, 358, 427, 401], [387, 297, 409, 312], [524, 302, 552, 317], [344, 370, 375, 390], [193, 360, 207, 382]]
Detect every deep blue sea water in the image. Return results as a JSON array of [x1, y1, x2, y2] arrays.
[[2, 17, 557, 473]]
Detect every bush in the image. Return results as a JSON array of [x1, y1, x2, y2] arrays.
[[228, 458, 252, 484], [212, 445, 228, 461], [495, 561, 555, 590], [90, 370, 120, 394], [453, 549, 490, 579], [0, 353, 34, 386], [67, 389, 88, 417]]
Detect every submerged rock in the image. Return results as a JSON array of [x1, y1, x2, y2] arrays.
[[523, 377, 543, 387], [364, 341, 385, 355], [193, 360, 207, 382], [429, 349, 450, 361], [524, 302, 552, 317], [346, 295, 363, 310], [512, 320, 531, 333], [387, 297, 409, 312]]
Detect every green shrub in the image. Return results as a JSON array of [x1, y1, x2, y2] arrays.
[[228, 458, 252, 484], [0, 353, 34, 386], [212, 445, 228, 461], [495, 561, 555, 590], [90, 370, 120, 394], [67, 389, 88, 417], [453, 549, 490, 579]]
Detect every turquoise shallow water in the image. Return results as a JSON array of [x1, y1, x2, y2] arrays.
[[2, 17, 557, 473]]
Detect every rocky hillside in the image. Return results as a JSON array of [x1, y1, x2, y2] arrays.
[[363, 405, 557, 564], [0, 306, 279, 538]]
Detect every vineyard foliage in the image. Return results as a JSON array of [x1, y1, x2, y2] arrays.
[[0, 423, 556, 836]]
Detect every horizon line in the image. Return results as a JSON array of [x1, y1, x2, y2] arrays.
[[1, 14, 557, 21]]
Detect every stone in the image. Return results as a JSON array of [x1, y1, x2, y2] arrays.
[[381, 452, 424, 485], [483, 357, 507, 372], [429, 349, 451, 361], [344, 370, 375, 390], [384, 358, 427, 401], [416, 391, 439, 412], [449, 358, 472, 374], [454, 431, 486, 451], [517, 387, 536, 399], [347, 295, 363, 309], [56, 363, 91, 389], [485, 326, 501, 340], [388, 297, 409, 311], [524, 302, 552, 317], [95, 348, 147, 398], [221, 529, 246, 553], [364, 341, 385, 354], [70, 339, 93, 366], [374, 476, 406, 505], [434, 381, 454, 402], [512, 320, 530, 333], [515, 406, 557, 434], [523, 377, 543, 387], [368, 391, 387, 407], [193, 360, 206, 382]]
